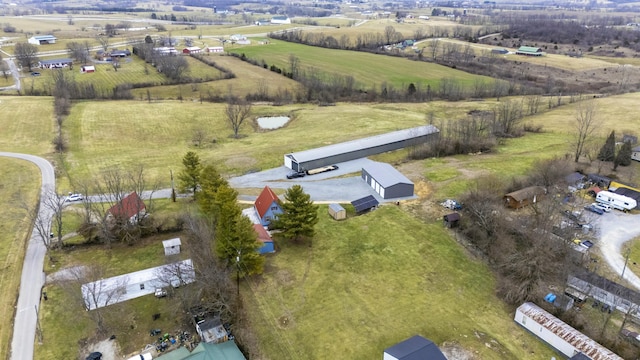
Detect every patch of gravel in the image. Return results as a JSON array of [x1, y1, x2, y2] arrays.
[[440, 342, 477, 360], [83, 338, 120, 360], [46, 265, 87, 283], [597, 211, 640, 290]]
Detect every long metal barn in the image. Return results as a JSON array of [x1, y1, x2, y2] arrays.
[[283, 125, 440, 171]]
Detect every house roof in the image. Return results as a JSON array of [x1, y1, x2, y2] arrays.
[[155, 347, 191, 360], [156, 340, 245, 360], [569, 271, 640, 307], [614, 188, 640, 206], [363, 162, 413, 188], [39, 58, 73, 65], [254, 186, 279, 218], [505, 186, 546, 202], [31, 35, 57, 40], [108, 192, 146, 219], [253, 224, 272, 243], [162, 238, 181, 248], [384, 335, 447, 360], [351, 195, 379, 213], [565, 172, 586, 184], [184, 46, 201, 51], [328, 203, 345, 213], [286, 125, 439, 165], [444, 213, 460, 221]]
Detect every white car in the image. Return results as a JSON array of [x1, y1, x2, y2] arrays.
[[592, 202, 611, 212], [65, 193, 84, 202]]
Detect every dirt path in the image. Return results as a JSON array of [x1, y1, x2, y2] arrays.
[[598, 211, 640, 290]]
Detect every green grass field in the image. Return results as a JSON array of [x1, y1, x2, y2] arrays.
[[228, 40, 494, 90], [0, 158, 40, 360]]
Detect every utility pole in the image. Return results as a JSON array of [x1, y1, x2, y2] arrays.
[[236, 250, 241, 296], [170, 169, 176, 202], [35, 305, 43, 344]]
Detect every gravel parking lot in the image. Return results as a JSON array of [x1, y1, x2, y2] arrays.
[[597, 211, 640, 290], [230, 158, 416, 203]]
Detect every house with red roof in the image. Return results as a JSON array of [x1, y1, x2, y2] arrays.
[[108, 191, 147, 224], [254, 186, 282, 227], [253, 224, 274, 254]]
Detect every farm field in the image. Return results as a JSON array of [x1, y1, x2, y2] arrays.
[[0, 97, 54, 155], [0, 158, 40, 360], [228, 40, 495, 89]]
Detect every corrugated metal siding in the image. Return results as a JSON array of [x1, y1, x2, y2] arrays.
[[516, 302, 623, 360]]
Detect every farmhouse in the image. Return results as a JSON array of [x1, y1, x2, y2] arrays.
[[254, 186, 282, 226], [108, 191, 146, 224], [271, 15, 291, 24], [514, 302, 623, 359], [206, 46, 224, 53], [110, 49, 131, 58], [383, 335, 447, 360], [81, 259, 195, 310], [80, 65, 95, 73], [156, 341, 246, 360], [253, 224, 274, 254], [162, 238, 181, 256], [361, 162, 414, 199], [38, 58, 73, 69], [182, 46, 202, 54], [504, 186, 546, 209], [328, 203, 346, 220], [351, 195, 379, 213], [284, 125, 439, 172], [516, 46, 544, 56], [28, 35, 57, 45]]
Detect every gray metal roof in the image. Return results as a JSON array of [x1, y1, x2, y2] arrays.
[[384, 335, 447, 360], [328, 203, 345, 212], [32, 35, 57, 40], [351, 195, 379, 212], [39, 58, 73, 64], [363, 162, 413, 188], [287, 125, 439, 164]]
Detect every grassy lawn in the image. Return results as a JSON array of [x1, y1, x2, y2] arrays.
[[228, 40, 494, 90], [0, 158, 41, 360], [0, 97, 54, 155], [244, 205, 557, 359]]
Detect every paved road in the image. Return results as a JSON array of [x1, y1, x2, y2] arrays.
[[0, 152, 55, 360], [0, 58, 20, 91], [598, 211, 640, 290]]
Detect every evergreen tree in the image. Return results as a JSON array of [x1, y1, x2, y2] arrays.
[[178, 151, 202, 198], [614, 141, 632, 170], [597, 130, 616, 162], [214, 184, 264, 275], [198, 165, 226, 219], [273, 185, 319, 242]]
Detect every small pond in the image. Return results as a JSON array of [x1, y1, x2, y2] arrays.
[[257, 116, 290, 130]]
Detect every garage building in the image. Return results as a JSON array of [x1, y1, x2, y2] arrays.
[[361, 162, 414, 199], [283, 125, 439, 171]]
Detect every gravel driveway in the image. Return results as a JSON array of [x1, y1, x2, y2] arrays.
[[597, 211, 640, 290]]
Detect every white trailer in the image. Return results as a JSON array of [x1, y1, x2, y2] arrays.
[[596, 190, 637, 211]]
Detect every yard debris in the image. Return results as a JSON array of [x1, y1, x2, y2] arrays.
[[441, 199, 462, 210]]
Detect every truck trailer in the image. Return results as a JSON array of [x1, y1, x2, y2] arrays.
[[596, 190, 637, 211]]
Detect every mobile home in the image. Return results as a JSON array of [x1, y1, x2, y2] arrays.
[[596, 190, 637, 211]]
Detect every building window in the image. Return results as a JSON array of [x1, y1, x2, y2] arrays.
[[271, 206, 278, 211], [140, 284, 145, 290]]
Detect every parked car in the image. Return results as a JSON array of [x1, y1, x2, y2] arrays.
[[286, 171, 306, 179], [580, 240, 594, 249], [65, 193, 84, 202], [154, 288, 167, 298], [584, 204, 604, 215], [86, 352, 102, 360], [592, 202, 611, 212], [30, 71, 41, 76]]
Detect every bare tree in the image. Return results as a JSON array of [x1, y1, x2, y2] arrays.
[[384, 25, 397, 45], [96, 34, 110, 52], [288, 54, 300, 80], [14, 42, 39, 70], [225, 97, 252, 139], [66, 41, 90, 64], [572, 101, 598, 163], [154, 54, 189, 81], [0, 58, 9, 81]]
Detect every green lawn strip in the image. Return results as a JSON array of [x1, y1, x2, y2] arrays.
[[246, 206, 557, 359], [0, 158, 40, 360], [228, 41, 494, 90], [0, 96, 54, 155]]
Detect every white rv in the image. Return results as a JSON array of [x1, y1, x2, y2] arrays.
[[596, 190, 637, 211]]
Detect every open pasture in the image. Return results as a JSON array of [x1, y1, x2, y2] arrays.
[[229, 40, 494, 89]]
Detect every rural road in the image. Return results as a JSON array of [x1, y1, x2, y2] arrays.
[[0, 152, 55, 360], [598, 211, 640, 290]]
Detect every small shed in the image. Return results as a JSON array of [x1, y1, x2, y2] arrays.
[[384, 335, 447, 360], [162, 238, 181, 256], [587, 173, 611, 189], [328, 203, 346, 220], [80, 65, 95, 73], [351, 195, 379, 214], [196, 317, 228, 344], [183, 46, 202, 54], [443, 213, 460, 228], [504, 186, 546, 209]]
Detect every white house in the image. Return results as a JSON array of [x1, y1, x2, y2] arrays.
[[206, 46, 224, 53], [230, 34, 251, 45], [80, 65, 95, 73], [162, 238, 181, 256], [271, 15, 291, 24], [81, 259, 195, 310], [514, 302, 623, 359], [28, 35, 57, 45]]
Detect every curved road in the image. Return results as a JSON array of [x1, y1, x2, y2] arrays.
[[0, 152, 55, 360], [598, 211, 640, 290]]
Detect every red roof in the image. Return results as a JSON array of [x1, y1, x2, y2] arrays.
[[108, 192, 146, 219], [253, 224, 272, 243], [254, 186, 279, 218]]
